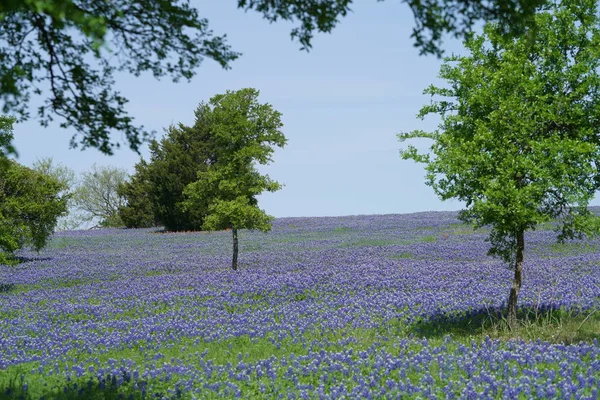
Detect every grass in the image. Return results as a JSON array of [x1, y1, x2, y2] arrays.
[[0, 324, 397, 400], [549, 242, 598, 255], [274, 233, 333, 244], [0, 370, 150, 400], [0, 283, 44, 295], [3, 219, 600, 399], [332, 227, 352, 233], [144, 269, 176, 277], [409, 306, 600, 344], [3, 304, 599, 399], [444, 223, 478, 235], [0, 282, 15, 293], [340, 235, 437, 248], [2, 303, 599, 399]]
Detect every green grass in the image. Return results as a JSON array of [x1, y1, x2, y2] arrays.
[[3, 220, 600, 399], [445, 223, 476, 235], [332, 226, 352, 233], [409, 306, 600, 344], [340, 235, 437, 248], [0, 324, 400, 399], [144, 269, 177, 277], [0, 283, 44, 295], [0, 282, 16, 293], [274, 233, 332, 244], [549, 242, 598, 255], [2, 304, 599, 399]]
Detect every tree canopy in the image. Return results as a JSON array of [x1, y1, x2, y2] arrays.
[[1, 0, 545, 155], [74, 164, 128, 227], [117, 160, 156, 229], [31, 157, 81, 230], [183, 88, 286, 270], [0, 159, 68, 264], [399, 0, 600, 329], [0, 115, 17, 160], [118, 104, 219, 231]]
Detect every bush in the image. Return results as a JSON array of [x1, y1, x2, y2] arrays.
[[0, 161, 68, 263]]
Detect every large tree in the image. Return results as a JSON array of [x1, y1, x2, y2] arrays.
[[119, 104, 219, 231], [1, 0, 545, 155], [399, 0, 600, 330], [0, 160, 68, 264], [1, 117, 67, 263], [0, 115, 17, 160], [74, 164, 128, 227], [183, 88, 286, 270], [31, 157, 82, 230], [117, 160, 156, 229]]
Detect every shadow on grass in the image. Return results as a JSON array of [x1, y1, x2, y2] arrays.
[[0, 373, 180, 400], [1, 255, 53, 268], [14, 256, 53, 263], [408, 304, 600, 344], [0, 282, 15, 293]]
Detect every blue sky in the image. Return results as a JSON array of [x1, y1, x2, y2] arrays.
[[11, 1, 564, 218]]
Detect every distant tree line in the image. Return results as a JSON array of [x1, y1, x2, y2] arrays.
[[1, 88, 285, 270], [118, 88, 286, 269]]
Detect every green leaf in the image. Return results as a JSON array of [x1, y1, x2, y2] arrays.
[[400, 0, 600, 265]]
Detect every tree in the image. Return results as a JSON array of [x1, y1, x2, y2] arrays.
[[74, 164, 128, 227], [117, 160, 156, 229], [32, 157, 81, 230], [1, 0, 545, 154], [32, 157, 76, 191], [0, 115, 17, 161], [0, 160, 68, 264], [183, 88, 286, 270], [399, 0, 600, 330], [240, 0, 546, 56], [0, 0, 239, 156], [120, 103, 220, 231]]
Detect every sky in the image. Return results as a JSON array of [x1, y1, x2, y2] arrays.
[[13, 1, 596, 218]]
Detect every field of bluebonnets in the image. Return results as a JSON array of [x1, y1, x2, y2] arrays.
[[1, 211, 600, 399]]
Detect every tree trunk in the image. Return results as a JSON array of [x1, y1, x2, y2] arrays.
[[507, 229, 525, 331], [231, 228, 238, 271]]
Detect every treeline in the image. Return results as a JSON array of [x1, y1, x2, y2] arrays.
[[117, 88, 286, 270], [1, 88, 285, 269]]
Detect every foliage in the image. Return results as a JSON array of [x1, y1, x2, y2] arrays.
[[31, 157, 84, 230], [0, 0, 239, 155], [183, 88, 286, 269], [183, 88, 286, 231], [241, 0, 546, 56], [120, 104, 220, 231], [399, 0, 600, 327], [0, 115, 17, 160], [1, 0, 546, 154], [31, 158, 76, 192], [117, 160, 156, 229], [0, 160, 68, 263], [73, 164, 128, 228]]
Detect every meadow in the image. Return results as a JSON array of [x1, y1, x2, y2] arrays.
[[1, 211, 599, 399]]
